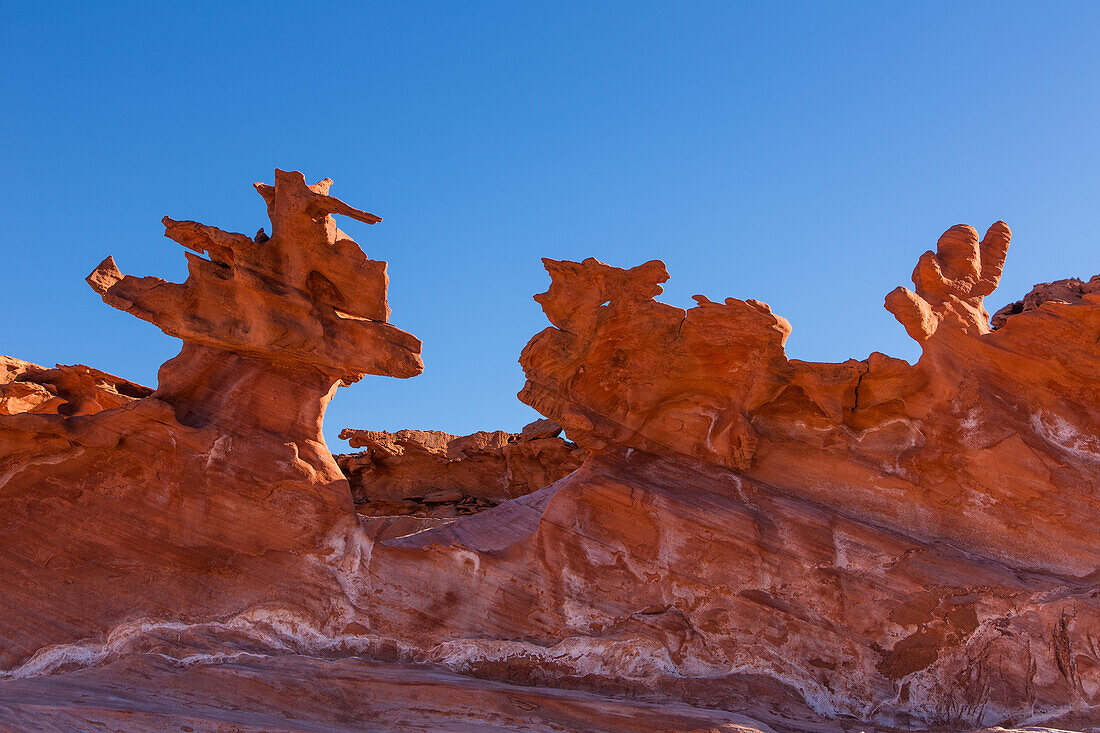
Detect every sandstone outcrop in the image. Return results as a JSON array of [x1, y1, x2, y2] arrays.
[[519, 222, 1100, 576], [0, 171, 421, 671], [0, 356, 151, 416], [336, 420, 584, 517], [1, 195, 1097, 733], [991, 273, 1100, 329]]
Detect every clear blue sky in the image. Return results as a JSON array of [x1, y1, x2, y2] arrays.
[[2, 3, 1098, 448]]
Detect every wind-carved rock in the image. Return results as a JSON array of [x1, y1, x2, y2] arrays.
[[87, 169, 422, 443], [519, 257, 790, 471], [0, 356, 152, 416], [519, 223, 1100, 577], [336, 420, 584, 519], [498, 224, 1100, 727], [0, 171, 421, 668], [884, 221, 1011, 343], [991, 271, 1100, 329], [1, 208, 1099, 732]]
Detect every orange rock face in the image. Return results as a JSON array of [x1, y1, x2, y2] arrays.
[[991, 272, 1100, 329], [1, 199, 1098, 733], [520, 222, 1100, 576]]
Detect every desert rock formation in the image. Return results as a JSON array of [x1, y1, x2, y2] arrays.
[[520, 223, 1099, 575], [0, 356, 152, 416], [0, 170, 421, 672], [0, 181, 1097, 733], [991, 273, 1100, 329], [336, 420, 583, 517]]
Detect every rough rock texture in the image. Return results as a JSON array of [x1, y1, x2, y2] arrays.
[[520, 223, 1100, 575], [0, 652, 780, 732], [991, 273, 1100, 329], [0, 170, 421, 670], [501, 222, 1100, 727], [1, 200, 1098, 733], [335, 420, 584, 517], [0, 356, 152, 416]]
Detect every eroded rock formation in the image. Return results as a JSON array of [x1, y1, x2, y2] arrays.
[[519, 223, 1100, 576], [336, 420, 584, 517], [496, 222, 1100, 726], [0, 356, 152, 416], [991, 273, 1100, 329], [0, 170, 421, 673], [0, 195, 1097, 733]]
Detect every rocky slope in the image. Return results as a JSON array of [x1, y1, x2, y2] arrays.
[[0, 177, 1097, 732]]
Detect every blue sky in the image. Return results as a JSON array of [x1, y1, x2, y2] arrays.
[[2, 2, 1098, 448]]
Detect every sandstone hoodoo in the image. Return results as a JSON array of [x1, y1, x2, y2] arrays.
[[0, 170, 423, 671], [0, 191, 1097, 733]]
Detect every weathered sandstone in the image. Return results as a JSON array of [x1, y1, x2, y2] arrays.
[[0, 170, 421, 672], [0, 192, 1097, 733], [0, 356, 151, 416], [336, 420, 584, 517], [991, 273, 1100, 329], [519, 223, 1100, 575]]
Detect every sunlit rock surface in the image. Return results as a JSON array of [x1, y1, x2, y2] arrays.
[[0, 170, 421, 686], [1, 193, 1097, 733], [991, 272, 1100, 329], [0, 356, 152, 416]]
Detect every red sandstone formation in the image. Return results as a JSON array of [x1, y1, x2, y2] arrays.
[[0, 170, 421, 672], [0, 356, 151, 416], [495, 222, 1099, 725], [0, 191, 1097, 733], [519, 223, 1100, 575], [991, 273, 1100, 329], [336, 420, 583, 516]]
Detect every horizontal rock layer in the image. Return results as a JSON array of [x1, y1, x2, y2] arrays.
[[0, 356, 151, 416]]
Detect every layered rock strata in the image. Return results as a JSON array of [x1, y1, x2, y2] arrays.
[[519, 223, 1100, 576], [0, 198, 1097, 733], [0, 356, 152, 416], [991, 273, 1100, 329], [0, 171, 421, 671]]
